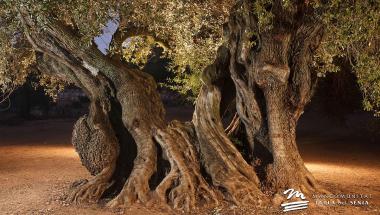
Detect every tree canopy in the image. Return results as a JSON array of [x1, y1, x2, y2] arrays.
[[0, 0, 379, 111], [1, 1, 379, 212]]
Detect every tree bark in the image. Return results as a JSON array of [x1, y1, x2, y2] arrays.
[[18, 0, 329, 212], [193, 46, 264, 205], [19, 7, 218, 211], [224, 0, 327, 194]]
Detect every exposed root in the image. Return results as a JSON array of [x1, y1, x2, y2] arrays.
[[153, 121, 217, 211], [107, 132, 157, 208], [66, 166, 114, 203], [221, 175, 266, 206], [266, 162, 330, 199], [300, 169, 330, 195], [107, 173, 152, 208]]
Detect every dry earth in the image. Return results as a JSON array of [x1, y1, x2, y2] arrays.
[[0, 112, 379, 215]]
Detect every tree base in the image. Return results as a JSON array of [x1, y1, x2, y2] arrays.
[[66, 176, 112, 203], [265, 160, 330, 197]]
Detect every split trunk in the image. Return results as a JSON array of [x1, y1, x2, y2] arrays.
[[20, 0, 327, 211]]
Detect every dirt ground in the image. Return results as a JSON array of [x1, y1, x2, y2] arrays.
[[0, 115, 379, 215]]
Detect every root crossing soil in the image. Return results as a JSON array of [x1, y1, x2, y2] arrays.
[[0, 118, 379, 214]]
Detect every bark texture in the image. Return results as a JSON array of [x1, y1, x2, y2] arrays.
[[193, 46, 264, 205], [224, 0, 326, 194], [19, 0, 328, 212]]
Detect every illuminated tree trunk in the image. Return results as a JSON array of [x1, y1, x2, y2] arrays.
[[21, 11, 220, 210], [224, 0, 327, 194], [19, 0, 328, 211], [193, 46, 264, 205]]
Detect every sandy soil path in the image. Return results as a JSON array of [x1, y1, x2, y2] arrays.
[[0, 119, 379, 214]]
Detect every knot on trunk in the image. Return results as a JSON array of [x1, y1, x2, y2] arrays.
[[254, 64, 290, 87], [72, 115, 115, 175]]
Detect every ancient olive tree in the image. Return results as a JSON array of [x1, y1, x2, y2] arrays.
[[0, 0, 379, 211]]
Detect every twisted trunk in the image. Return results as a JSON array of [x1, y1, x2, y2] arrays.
[[224, 1, 327, 195], [20, 8, 221, 210], [193, 46, 264, 205], [20, 0, 329, 212]]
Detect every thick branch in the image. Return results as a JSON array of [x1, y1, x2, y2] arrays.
[[36, 54, 78, 86]]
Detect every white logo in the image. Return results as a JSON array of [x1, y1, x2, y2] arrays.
[[281, 188, 309, 212]]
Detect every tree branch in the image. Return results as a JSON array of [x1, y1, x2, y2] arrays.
[[110, 17, 171, 55], [18, 7, 134, 88]]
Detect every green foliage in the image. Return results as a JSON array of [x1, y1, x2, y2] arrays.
[[36, 73, 66, 101], [313, 0, 380, 114], [132, 0, 231, 98], [122, 36, 160, 68], [0, 0, 232, 101], [0, 0, 379, 114], [0, 1, 34, 98]]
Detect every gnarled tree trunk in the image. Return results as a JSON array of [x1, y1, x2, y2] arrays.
[[19, 0, 328, 212], [193, 46, 264, 205], [225, 1, 326, 194]]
